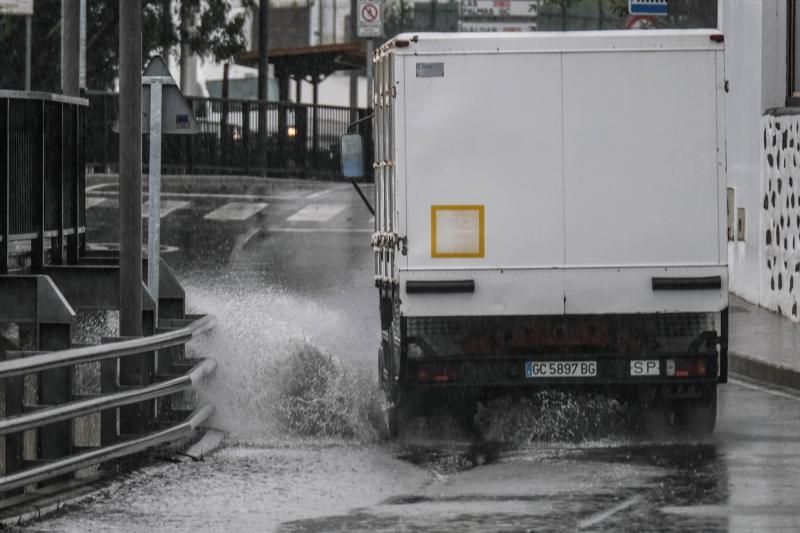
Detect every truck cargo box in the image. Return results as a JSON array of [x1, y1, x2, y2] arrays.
[[371, 30, 727, 318]]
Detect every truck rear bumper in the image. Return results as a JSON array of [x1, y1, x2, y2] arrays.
[[404, 353, 721, 388]]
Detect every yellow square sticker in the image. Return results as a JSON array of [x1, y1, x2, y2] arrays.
[[431, 205, 485, 258]]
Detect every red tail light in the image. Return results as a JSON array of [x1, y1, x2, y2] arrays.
[[667, 358, 708, 378]]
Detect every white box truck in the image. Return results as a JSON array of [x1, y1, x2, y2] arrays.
[[343, 29, 728, 435]]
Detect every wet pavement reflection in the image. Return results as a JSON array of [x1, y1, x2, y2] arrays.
[[19, 178, 800, 532]]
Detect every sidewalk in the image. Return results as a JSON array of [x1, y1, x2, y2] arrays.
[[729, 294, 800, 390]]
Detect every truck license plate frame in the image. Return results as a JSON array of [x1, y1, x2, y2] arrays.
[[525, 361, 597, 378]]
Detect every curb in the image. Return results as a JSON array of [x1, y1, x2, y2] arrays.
[[179, 429, 226, 462], [729, 351, 800, 392]]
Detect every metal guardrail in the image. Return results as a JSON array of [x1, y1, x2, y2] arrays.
[[0, 313, 216, 495]]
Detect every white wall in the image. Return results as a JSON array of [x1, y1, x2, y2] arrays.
[[722, 0, 766, 303]]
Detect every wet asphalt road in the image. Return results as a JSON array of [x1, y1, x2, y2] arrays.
[[21, 176, 800, 532]]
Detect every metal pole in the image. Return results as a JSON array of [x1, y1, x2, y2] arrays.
[[62, 0, 80, 96], [349, 0, 358, 116], [366, 39, 374, 110], [24, 16, 31, 91], [80, 0, 86, 90], [258, 0, 269, 175], [147, 80, 163, 319], [119, 0, 143, 337]]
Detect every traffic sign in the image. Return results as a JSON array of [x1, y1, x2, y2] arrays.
[[460, 1, 537, 18], [141, 56, 199, 135], [459, 21, 537, 32], [357, 0, 384, 38], [0, 0, 32, 15], [628, 0, 668, 16]]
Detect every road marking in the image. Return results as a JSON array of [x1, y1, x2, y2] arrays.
[[305, 185, 349, 199], [204, 202, 268, 221], [86, 183, 114, 192], [286, 203, 347, 222], [265, 228, 373, 234], [577, 496, 641, 530], [729, 377, 800, 401], [86, 197, 109, 209], [87, 190, 308, 201], [229, 228, 262, 260], [142, 200, 190, 218]]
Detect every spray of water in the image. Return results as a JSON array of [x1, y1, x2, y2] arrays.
[[474, 392, 630, 445], [185, 280, 385, 445]]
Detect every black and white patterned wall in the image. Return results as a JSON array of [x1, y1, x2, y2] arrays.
[[763, 114, 800, 320]]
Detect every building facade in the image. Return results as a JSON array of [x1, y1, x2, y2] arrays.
[[720, 2, 800, 319]]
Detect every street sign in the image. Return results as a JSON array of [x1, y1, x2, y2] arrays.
[[0, 0, 32, 15], [141, 56, 199, 135], [459, 21, 537, 32], [357, 0, 383, 38], [628, 0, 667, 17], [460, 1, 537, 18]]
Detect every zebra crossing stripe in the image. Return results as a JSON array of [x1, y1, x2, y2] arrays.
[[204, 202, 268, 221], [142, 200, 191, 218], [286, 204, 347, 222]]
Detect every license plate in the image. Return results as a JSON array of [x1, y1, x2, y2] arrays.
[[525, 361, 597, 378]]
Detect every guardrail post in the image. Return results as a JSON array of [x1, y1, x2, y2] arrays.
[[37, 323, 73, 466], [3, 350, 24, 495], [118, 288, 156, 436], [100, 357, 117, 446]]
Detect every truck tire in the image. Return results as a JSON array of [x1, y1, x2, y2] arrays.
[[385, 397, 412, 439], [676, 384, 717, 437]]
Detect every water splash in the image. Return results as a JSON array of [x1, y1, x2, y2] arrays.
[[185, 281, 385, 444], [475, 392, 630, 445]]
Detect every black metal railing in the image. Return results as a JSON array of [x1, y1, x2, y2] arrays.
[[86, 92, 372, 180], [0, 91, 87, 274]]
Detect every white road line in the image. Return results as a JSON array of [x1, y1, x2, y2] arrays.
[[229, 227, 262, 260], [286, 203, 347, 222], [86, 183, 114, 192], [86, 197, 108, 209], [729, 377, 800, 401], [87, 190, 307, 201], [142, 200, 191, 218], [204, 202, 268, 221], [577, 496, 641, 530], [265, 228, 373, 234], [305, 188, 336, 199]]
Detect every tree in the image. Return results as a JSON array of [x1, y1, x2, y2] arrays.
[[383, 0, 415, 38], [0, 0, 253, 92]]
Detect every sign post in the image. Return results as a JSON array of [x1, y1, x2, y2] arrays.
[[141, 56, 199, 318], [357, 0, 383, 110]]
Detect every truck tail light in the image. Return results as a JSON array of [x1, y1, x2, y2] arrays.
[[666, 358, 707, 378], [416, 366, 456, 383]]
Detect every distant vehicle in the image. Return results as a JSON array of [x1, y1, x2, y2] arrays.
[[342, 29, 728, 436]]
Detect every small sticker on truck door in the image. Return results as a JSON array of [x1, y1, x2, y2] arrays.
[[416, 63, 444, 78]]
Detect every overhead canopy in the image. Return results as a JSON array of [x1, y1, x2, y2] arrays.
[[238, 42, 367, 83]]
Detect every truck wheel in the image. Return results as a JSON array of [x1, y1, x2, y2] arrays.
[[385, 398, 411, 439], [378, 343, 387, 391], [676, 385, 717, 437]]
